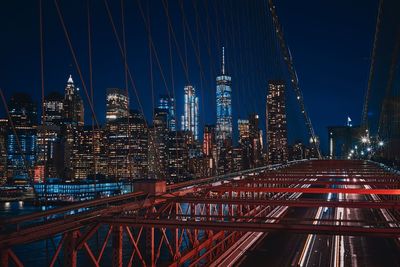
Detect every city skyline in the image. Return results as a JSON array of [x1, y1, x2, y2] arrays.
[[0, 1, 385, 153], [1, 1, 400, 266]]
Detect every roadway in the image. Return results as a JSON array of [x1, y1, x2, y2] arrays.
[[237, 189, 400, 267]]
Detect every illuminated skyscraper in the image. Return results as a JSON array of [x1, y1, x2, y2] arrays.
[[158, 94, 176, 131], [266, 81, 288, 164], [216, 47, 232, 145], [63, 75, 84, 126], [181, 85, 199, 140], [216, 47, 233, 174], [106, 88, 129, 123]]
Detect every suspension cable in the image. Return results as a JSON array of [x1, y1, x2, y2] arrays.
[[362, 0, 384, 129]]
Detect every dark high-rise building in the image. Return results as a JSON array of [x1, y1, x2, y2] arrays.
[[379, 96, 400, 163], [328, 126, 363, 159], [71, 126, 107, 180], [36, 92, 64, 181], [181, 85, 199, 140], [148, 108, 169, 179], [266, 81, 288, 164], [249, 114, 263, 167], [106, 88, 129, 123], [8, 92, 37, 127], [107, 110, 148, 181], [0, 119, 7, 184], [203, 125, 216, 157], [36, 124, 60, 181], [63, 75, 84, 126], [238, 119, 251, 169], [232, 147, 244, 172], [288, 140, 307, 161], [202, 125, 216, 176], [158, 95, 176, 131], [167, 130, 189, 182], [42, 92, 64, 125], [7, 93, 38, 181]]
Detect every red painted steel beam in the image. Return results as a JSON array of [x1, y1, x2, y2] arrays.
[[207, 187, 400, 195], [231, 180, 400, 187], [172, 197, 400, 209], [101, 218, 400, 238]]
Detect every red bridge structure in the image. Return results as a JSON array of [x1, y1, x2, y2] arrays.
[[1, 159, 400, 266]]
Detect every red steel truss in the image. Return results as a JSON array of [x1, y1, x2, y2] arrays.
[[1, 160, 400, 266]]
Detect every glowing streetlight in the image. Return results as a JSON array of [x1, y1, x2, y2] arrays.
[[378, 141, 384, 147]]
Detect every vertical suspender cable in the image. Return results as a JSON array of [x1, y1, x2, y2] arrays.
[[362, 0, 384, 130]]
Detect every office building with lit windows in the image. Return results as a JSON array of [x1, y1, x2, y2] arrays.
[[158, 94, 176, 131], [148, 108, 169, 180], [107, 110, 148, 181], [7, 93, 38, 181], [181, 85, 199, 140], [42, 92, 64, 125], [266, 80, 288, 164], [63, 75, 84, 126], [106, 88, 129, 123], [36, 92, 64, 181], [249, 114, 263, 167]]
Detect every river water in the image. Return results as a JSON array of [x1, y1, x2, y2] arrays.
[[1, 200, 193, 266]]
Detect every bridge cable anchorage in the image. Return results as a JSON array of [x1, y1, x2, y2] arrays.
[[267, 0, 321, 158], [361, 0, 384, 129]]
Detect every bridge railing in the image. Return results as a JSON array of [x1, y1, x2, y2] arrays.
[[0, 159, 311, 233]]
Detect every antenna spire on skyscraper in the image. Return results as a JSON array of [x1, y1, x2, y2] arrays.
[[67, 74, 74, 84], [222, 46, 225, 75]]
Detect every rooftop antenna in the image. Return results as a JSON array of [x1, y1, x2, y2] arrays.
[[222, 46, 225, 75]]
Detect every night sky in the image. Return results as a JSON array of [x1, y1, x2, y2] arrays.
[[0, 0, 381, 154]]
